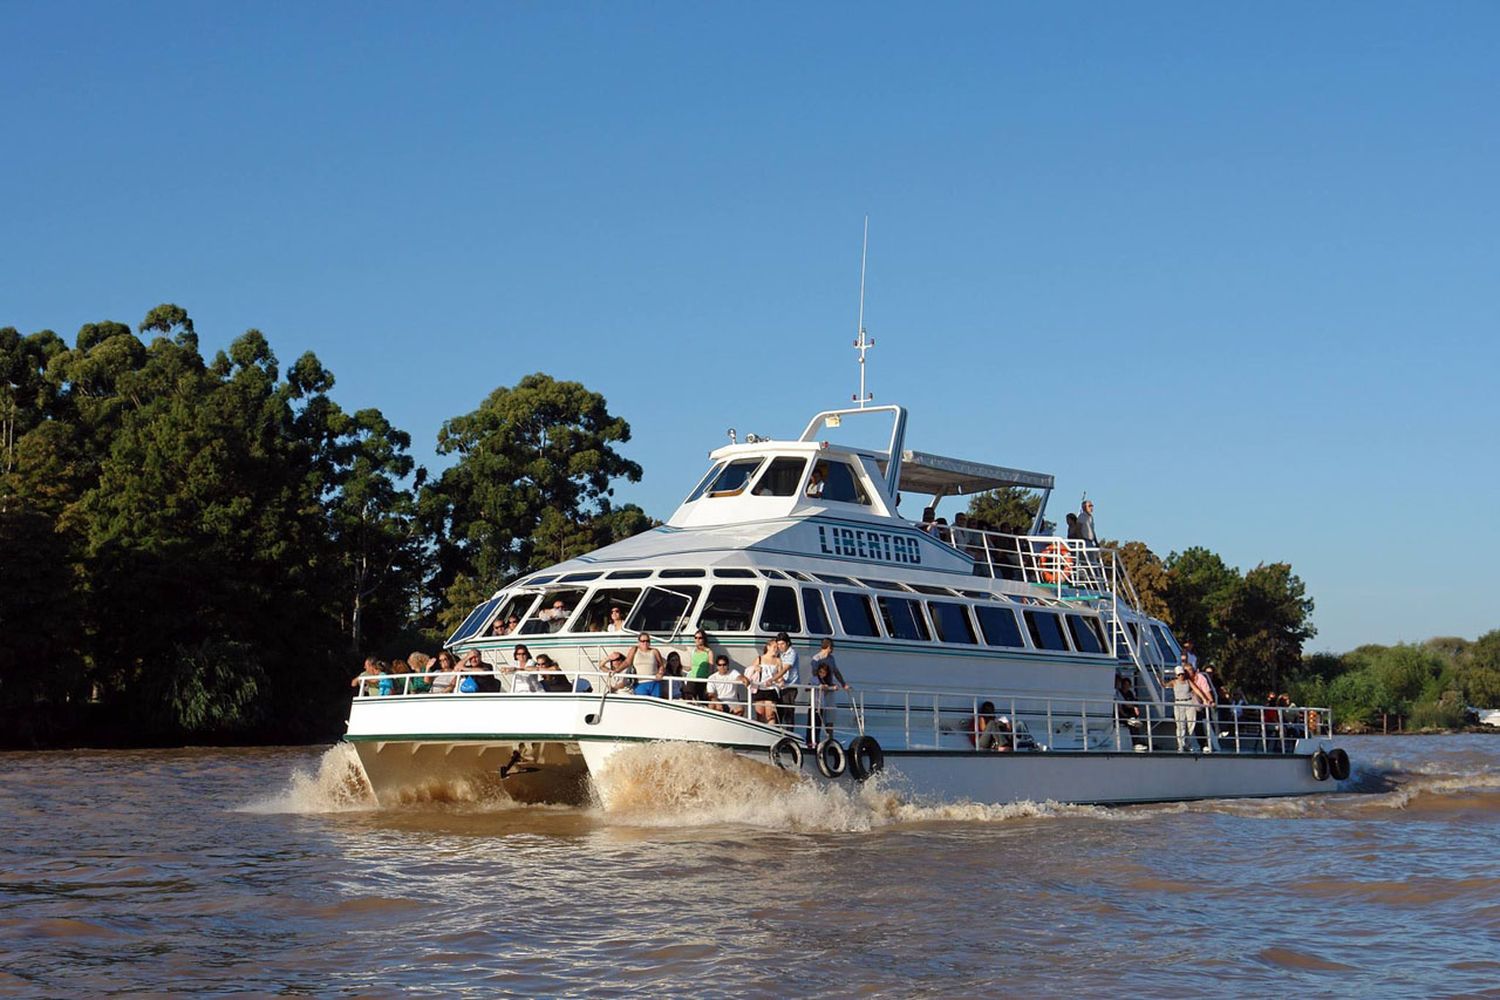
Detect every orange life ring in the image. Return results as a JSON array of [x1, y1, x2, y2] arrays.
[[1039, 541, 1074, 584]]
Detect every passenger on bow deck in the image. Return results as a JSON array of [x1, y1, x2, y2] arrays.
[[428, 650, 460, 693], [350, 657, 384, 696], [535, 654, 571, 693], [504, 644, 539, 692], [770, 632, 800, 725], [623, 633, 666, 697], [598, 650, 636, 692], [388, 658, 412, 695], [405, 652, 433, 694], [744, 643, 782, 724], [662, 651, 686, 699], [460, 649, 502, 693], [706, 655, 747, 716], [685, 631, 714, 701]]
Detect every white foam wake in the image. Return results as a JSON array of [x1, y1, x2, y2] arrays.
[[589, 741, 1117, 832], [239, 743, 378, 814]]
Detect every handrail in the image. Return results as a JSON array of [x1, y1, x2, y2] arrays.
[[353, 667, 1331, 755]]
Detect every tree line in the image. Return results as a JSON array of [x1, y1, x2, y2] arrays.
[[0, 307, 644, 747], [2, 306, 1492, 747]]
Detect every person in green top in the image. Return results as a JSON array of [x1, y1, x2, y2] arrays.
[[687, 630, 715, 701]]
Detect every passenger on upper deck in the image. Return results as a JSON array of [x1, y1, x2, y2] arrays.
[[1066, 513, 1082, 540], [917, 506, 937, 533], [706, 655, 747, 716], [1077, 498, 1097, 544]]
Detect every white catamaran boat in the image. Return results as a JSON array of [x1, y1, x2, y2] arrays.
[[345, 402, 1352, 808]]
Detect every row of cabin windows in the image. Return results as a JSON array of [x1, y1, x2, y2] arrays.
[[685, 456, 871, 505], [456, 580, 1109, 657]]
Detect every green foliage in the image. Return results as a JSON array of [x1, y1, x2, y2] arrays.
[[965, 487, 1040, 535], [420, 373, 642, 587], [1099, 540, 1171, 622], [1162, 547, 1241, 664]]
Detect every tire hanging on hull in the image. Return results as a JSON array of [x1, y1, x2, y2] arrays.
[[769, 737, 803, 771], [847, 736, 884, 782]]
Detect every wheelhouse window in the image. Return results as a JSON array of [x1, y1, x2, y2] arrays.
[[1151, 625, 1181, 664], [876, 596, 931, 641], [446, 596, 502, 644], [833, 591, 881, 637], [698, 585, 759, 632], [577, 587, 643, 632], [751, 457, 809, 497], [809, 459, 870, 505], [1066, 614, 1107, 655], [685, 462, 724, 503], [927, 602, 978, 644], [801, 588, 832, 635], [976, 605, 1025, 648], [759, 585, 801, 633], [1025, 611, 1071, 652], [707, 459, 764, 497], [628, 585, 702, 634]]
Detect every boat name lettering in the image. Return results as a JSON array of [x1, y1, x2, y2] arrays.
[[816, 525, 922, 564]]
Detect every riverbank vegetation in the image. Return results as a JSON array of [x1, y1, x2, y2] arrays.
[[3, 307, 1492, 746]]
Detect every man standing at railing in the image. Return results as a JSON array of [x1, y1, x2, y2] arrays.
[[771, 631, 800, 727], [1077, 497, 1097, 544]]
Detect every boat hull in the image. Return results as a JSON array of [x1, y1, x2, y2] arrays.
[[345, 693, 1341, 808]]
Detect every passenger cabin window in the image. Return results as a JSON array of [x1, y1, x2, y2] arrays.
[[707, 459, 764, 497], [628, 585, 702, 634], [577, 587, 643, 632], [698, 585, 759, 632], [607, 569, 651, 580], [751, 457, 809, 497], [801, 588, 833, 635], [976, 606, 1025, 648], [759, 585, 801, 633], [1066, 614, 1107, 655], [876, 596, 931, 641], [809, 459, 870, 505], [1025, 611, 1071, 652], [518, 588, 586, 635], [833, 591, 881, 637], [927, 602, 978, 644]]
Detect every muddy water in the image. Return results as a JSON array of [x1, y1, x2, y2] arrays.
[[2, 735, 1498, 997]]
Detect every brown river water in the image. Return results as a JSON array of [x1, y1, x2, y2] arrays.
[[2, 735, 1498, 997]]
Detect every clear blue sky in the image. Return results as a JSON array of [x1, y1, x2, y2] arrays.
[[3, 2, 1496, 652]]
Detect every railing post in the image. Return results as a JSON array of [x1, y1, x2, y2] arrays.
[[1046, 699, 1054, 751]]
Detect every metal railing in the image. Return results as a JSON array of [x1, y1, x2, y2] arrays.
[[352, 668, 1330, 755]]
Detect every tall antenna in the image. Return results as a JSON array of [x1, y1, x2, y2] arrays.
[[853, 216, 874, 407]]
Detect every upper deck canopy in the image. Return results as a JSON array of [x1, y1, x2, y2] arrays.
[[896, 450, 1054, 497]]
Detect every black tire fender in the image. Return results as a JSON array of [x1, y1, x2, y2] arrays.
[[769, 736, 803, 771], [815, 738, 847, 779], [1328, 747, 1351, 782], [847, 735, 884, 782], [1310, 748, 1329, 782]]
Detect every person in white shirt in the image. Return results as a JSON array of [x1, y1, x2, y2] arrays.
[[706, 655, 746, 716]]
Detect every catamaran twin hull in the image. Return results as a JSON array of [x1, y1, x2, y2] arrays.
[[345, 691, 1338, 808]]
